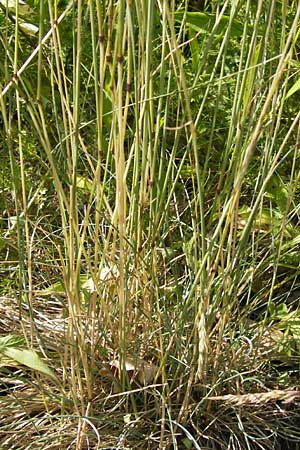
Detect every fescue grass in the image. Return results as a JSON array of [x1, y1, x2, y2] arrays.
[[1, 0, 300, 448]]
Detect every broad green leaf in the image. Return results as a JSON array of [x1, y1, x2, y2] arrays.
[[2, 347, 58, 382], [19, 21, 39, 36], [39, 280, 65, 295], [285, 77, 300, 101], [0, 334, 25, 350], [182, 437, 193, 449], [288, 319, 300, 339], [269, 302, 288, 319], [0, 0, 34, 15], [188, 28, 200, 71], [243, 42, 262, 115], [266, 175, 289, 213], [238, 205, 295, 238], [174, 12, 245, 38], [77, 176, 93, 193], [39, 274, 91, 296]]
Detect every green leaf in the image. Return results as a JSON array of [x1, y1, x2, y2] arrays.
[[265, 175, 289, 213], [39, 280, 66, 295], [182, 437, 193, 449], [39, 274, 91, 296], [76, 176, 93, 193], [243, 42, 262, 113], [269, 301, 288, 319], [0, 334, 25, 350], [174, 11, 245, 38], [285, 319, 300, 339], [1, 347, 58, 382], [188, 28, 200, 71], [285, 77, 300, 101], [0, 0, 34, 16], [19, 21, 39, 36]]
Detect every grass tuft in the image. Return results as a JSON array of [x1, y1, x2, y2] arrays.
[[1, 0, 300, 448]]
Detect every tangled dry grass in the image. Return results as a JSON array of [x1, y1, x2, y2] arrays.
[[1, 294, 300, 450]]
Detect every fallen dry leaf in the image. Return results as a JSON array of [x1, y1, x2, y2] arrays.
[[100, 357, 158, 389]]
